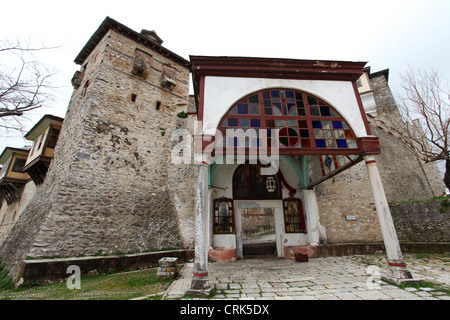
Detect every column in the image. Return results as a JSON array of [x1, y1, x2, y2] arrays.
[[302, 190, 326, 246], [364, 155, 414, 283], [187, 161, 211, 295]]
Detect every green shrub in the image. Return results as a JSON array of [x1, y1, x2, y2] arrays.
[[176, 111, 188, 119], [0, 262, 15, 292]]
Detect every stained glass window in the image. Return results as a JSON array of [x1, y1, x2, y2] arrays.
[[307, 154, 361, 184], [213, 197, 235, 234], [218, 89, 359, 151], [283, 198, 306, 233]]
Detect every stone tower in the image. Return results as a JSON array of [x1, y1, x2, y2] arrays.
[[0, 17, 197, 277]]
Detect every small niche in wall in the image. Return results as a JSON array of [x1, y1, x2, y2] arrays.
[[131, 94, 137, 102], [156, 101, 161, 111]]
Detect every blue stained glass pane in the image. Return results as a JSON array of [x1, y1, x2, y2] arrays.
[[289, 107, 298, 116], [299, 129, 309, 138], [250, 119, 261, 127], [286, 91, 295, 98], [336, 139, 347, 148], [263, 91, 271, 99], [271, 90, 280, 98], [282, 103, 288, 115], [312, 121, 322, 129], [228, 118, 238, 127], [238, 104, 248, 114], [333, 121, 343, 129], [230, 106, 237, 114], [320, 106, 331, 117], [316, 139, 326, 148]]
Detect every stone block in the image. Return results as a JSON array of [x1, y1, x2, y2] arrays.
[[158, 257, 178, 268], [157, 257, 179, 279]]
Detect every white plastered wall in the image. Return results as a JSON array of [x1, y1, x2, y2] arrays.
[[202, 76, 368, 137]]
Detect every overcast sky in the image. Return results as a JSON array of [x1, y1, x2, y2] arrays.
[[1, 0, 449, 167]]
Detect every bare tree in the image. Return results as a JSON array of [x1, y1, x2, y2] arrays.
[[393, 67, 449, 190], [0, 39, 57, 135]]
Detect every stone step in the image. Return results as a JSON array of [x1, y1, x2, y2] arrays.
[[243, 241, 277, 257]]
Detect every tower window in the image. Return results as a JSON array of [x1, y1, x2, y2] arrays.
[[131, 94, 137, 102], [156, 101, 161, 110]]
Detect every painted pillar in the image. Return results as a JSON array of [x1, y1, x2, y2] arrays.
[[188, 161, 211, 294], [302, 190, 325, 246], [364, 155, 413, 282]]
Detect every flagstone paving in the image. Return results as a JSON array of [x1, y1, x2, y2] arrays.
[[163, 253, 450, 300]]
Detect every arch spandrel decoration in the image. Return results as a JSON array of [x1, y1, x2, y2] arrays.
[[217, 88, 361, 155]]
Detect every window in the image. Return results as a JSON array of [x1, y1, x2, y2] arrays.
[[47, 127, 60, 149], [213, 197, 235, 234], [131, 49, 152, 79], [218, 89, 358, 151], [11, 158, 26, 173], [283, 198, 306, 233], [37, 133, 45, 150]]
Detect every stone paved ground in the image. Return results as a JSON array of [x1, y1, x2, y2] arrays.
[[164, 253, 450, 300]]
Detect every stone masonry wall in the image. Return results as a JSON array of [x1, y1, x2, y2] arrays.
[[315, 160, 382, 244], [0, 29, 195, 277], [369, 74, 446, 198], [0, 181, 39, 244], [390, 200, 450, 242]]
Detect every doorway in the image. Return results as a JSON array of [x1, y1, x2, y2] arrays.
[[234, 200, 284, 259], [242, 207, 276, 257]]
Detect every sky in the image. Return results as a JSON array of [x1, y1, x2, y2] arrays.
[[1, 0, 449, 174]]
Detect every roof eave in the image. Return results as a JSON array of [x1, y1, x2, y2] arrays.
[[74, 17, 190, 68]]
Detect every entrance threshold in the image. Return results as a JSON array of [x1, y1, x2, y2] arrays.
[[243, 241, 277, 258]]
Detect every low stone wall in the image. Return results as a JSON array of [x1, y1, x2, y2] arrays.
[[285, 242, 449, 259], [17, 249, 194, 285], [390, 199, 450, 243]]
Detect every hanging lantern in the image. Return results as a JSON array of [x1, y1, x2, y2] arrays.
[[266, 177, 277, 193]]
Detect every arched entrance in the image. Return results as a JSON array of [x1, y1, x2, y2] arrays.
[[209, 88, 362, 260], [189, 56, 412, 296]]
